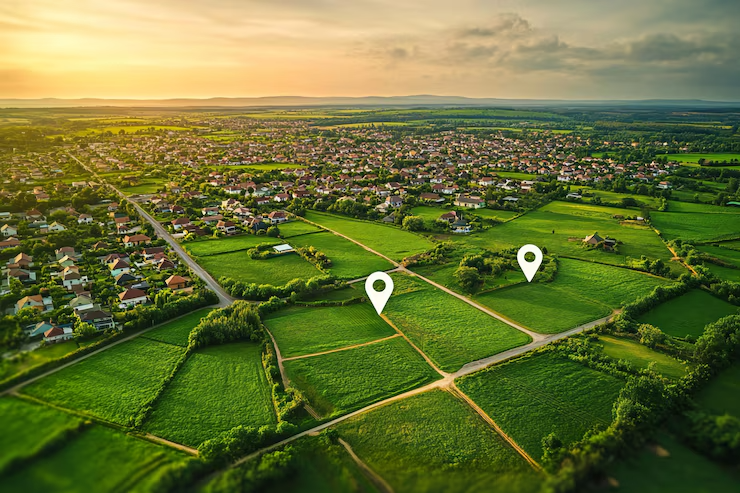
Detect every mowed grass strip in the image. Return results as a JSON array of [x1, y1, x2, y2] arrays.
[[475, 258, 668, 334], [264, 304, 396, 358], [457, 352, 624, 460], [597, 335, 688, 380], [283, 337, 440, 418], [303, 211, 434, 261], [144, 342, 275, 447], [141, 308, 213, 347], [636, 289, 739, 338], [292, 231, 394, 279], [384, 273, 531, 372], [336, 390, 540, 493], [0, 397, 82, 471], [198, 250, 321, 285], [184, 235, 279, 257], [21, 338, 186, 425]]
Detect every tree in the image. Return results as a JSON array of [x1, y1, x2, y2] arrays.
[[266, 226, 280, 237], [73, 321, 97, 340], [402, 215, 424, 232], [454, 266, 483, 293], [637, 323, 666, 348]]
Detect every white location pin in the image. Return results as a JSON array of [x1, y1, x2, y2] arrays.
[[365, 271, 394, 315], [517, 244, 543, 283]]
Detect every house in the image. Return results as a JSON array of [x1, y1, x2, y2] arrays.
[[451, 219, 472, 234], [1, 224, 17, 237], [156, 258, 176, 271], [386, 195, 403, 208], [0, 237, 21, 250], [77, 214, 93, 224], [69, 295, 95, 312], [25, 209, 44, 221], [273, 244, 294, 254], [439, 211, 458, 223], [62, 269, 88, 290], [58, 255, 77, 268], [7, 253, 33, 269], [48, 221, 66, 232], [419, 193, 444, 203], [110, 259, 131, 277], [27, 320, 55, 337], [91, 241, 108, 250], [114, 272, 137, 285], [78, 309, 115, 331], [657, 181, 672, 190], [454, 195, 485, 209], [15, 294, 53, 314], [165, 275, 188, 290], [8, 268, 36, 283], [118, 288, 148, 308], [55, 246, 78, 260], [216, 220, 237, 235], [44, 326, 74, 344], [274, 193, 291, 203], [123, 234, 151, 248], [267, 211, 288, 225], [583, 233, 604, 245], [171, 217, 191, 230]]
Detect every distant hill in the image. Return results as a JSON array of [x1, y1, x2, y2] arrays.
[[1, 95, 739, 109]]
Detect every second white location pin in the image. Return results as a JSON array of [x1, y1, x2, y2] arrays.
[[517, 244, 543, 283], [365, 271, 394, 315]]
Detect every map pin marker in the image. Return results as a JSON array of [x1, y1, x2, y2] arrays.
[[517, 244, 543, 283], [365, 271, 394, 315]]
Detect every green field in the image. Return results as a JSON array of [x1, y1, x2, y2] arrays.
[[304, 211, 435, 261], [457, 352, 624, 459], [144, 343, 275, 447], [695, 363, 740, 417], [336, 390, 539, 493], [597, 335, 688, 379], [636, 289, 738, 338], [1, 425, 186, 492], [120, 181, 165, 195], [78, 125, 193, 136], [696, 245, 740, 281], [475, 258, 668, 334], [652, 203, 740, 242], [264, 304, 395, 358], [384, 274, 532, 372], [0, 338, 99, 381], [198, 250, 321, 285], [277, 220, 324, 237], [21, 338, 186, 425], [283, 337, 440, 417], [661, 152, 740, 165], [291, 231, 394, 279], [184, 235, 279, 256], [141, 308, 213, 347], [411, 259, 527, 294], [471, 208, 521, 221]]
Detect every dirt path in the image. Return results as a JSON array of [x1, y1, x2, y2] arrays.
[[338, 438, 395, 493], [380, 314, 449, 378], [282, 334, 402, 362], [143, 433, 199, 455]]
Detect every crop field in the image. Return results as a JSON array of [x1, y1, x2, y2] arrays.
[[0, 397, 82, 471], [141, 308, 213, 347], [457, 201, 677, 268], [411, 259, 527, 294], [636, 289, 738, 338], [198, 250, 321, 285], [300, 285, 362, 302], [695, 363, 740, 417], [336, 390, 539, 493], [457, 352, 624, 459], [475, 259, 667, 334], [596, 335, 688, 379], [283, 337, 440, 417], [652, 205, 740, 242], [144, 342, 275, 447], [277, 220, 324, 237], [384, 273, 532, 372], [1, 425, 186, 492], [264, 304, 396, 358], [303, 211, 435, 260], [184, 235, 279, 257], [291, 231, 394, 279], [21, 338, 186, 425]]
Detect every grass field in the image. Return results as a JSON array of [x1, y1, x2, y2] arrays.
[[475, 258, 668, 334], [264, 304, 395, 358], [141, 308, 213, 347], [198, 250, 321, 285], [695, 363, 740, 417], [21, 338, 186, 425], [336, 390, 539, 493], [652, 210, 740, 242], [0, 337, 99, 381], [2, 425, 185, 492], [277, 220, 324, 237], [303, 211, 435, 261], [144, 342, 275, 447], [283, 337, 440, 417], [384, 273, 532, 372], [636, 289, 738, 338], [696, 245, 740, 281], [457, 352, 624, 459], [471, 208, 521, 221], [0, 397, 82, 471], [291, 231, 394, 279], [597, 335, 688, 379], [411, 259, 527, 294], [661, 152, 740, 165], [120, 182, 165, 195], [184, 235, 279, 256]]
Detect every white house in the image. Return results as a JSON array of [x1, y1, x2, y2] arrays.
[[44, 326, 74, 344], [77, 214, 93, 224], [48, 221, 66, 232], [1, 224, 17, 237], [109, 259, 131, 277], [118, 288, 148, 309]]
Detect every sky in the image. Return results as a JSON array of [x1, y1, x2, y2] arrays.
[[1, 0, 739, 100]]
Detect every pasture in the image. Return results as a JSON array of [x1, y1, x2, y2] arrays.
[[141, 308, 213, 347], [264, 304, 396, 358], [695, 363, 740, 417], [144, 343, 275, 447], [661, 152, 740, 165], [292, 231, 394, 279], [303, 211, 434, 261], [596, 335, 688, 379], [652, 205, 740, 242], [457, 352, 624, 459], [277, 220, 324, 237], [0, 337, 99, 381], [283, 337, 440, 417], [636, 289, 738, 339], [384, 273, 532, 372], [197, 250, 321, 285], [184, 235, 279, 257], [336, 390, 539, 493], [21, 338, 186, 425]]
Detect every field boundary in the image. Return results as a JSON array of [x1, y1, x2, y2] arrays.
[[338, 438, 395, 493], [282, 334, 402, 362]]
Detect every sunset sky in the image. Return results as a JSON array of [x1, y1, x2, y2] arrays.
[[1, 0, 739, 100]]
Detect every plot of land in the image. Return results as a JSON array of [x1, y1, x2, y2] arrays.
[[457, 352, 624, 459], [264, 304, 396, 358], [291, 231, 394, 279], [283, 337, 440, 417], [336, 390, 539, 493], [198, 250, 321, 285], [0, 337, 99, 381], [597, 335, 688, 379], [695, 363, 740, 417], [652, 203, 740, 242], [384, 273, 531, 372], [636, 289, 738, 338], [277, 220, 324, 237], [141, 308, 213, 347], [304, 211, 434, 261], [144, 342, 275, 447], [184, 235, 279, 257], [21, 338, 186, 425]]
